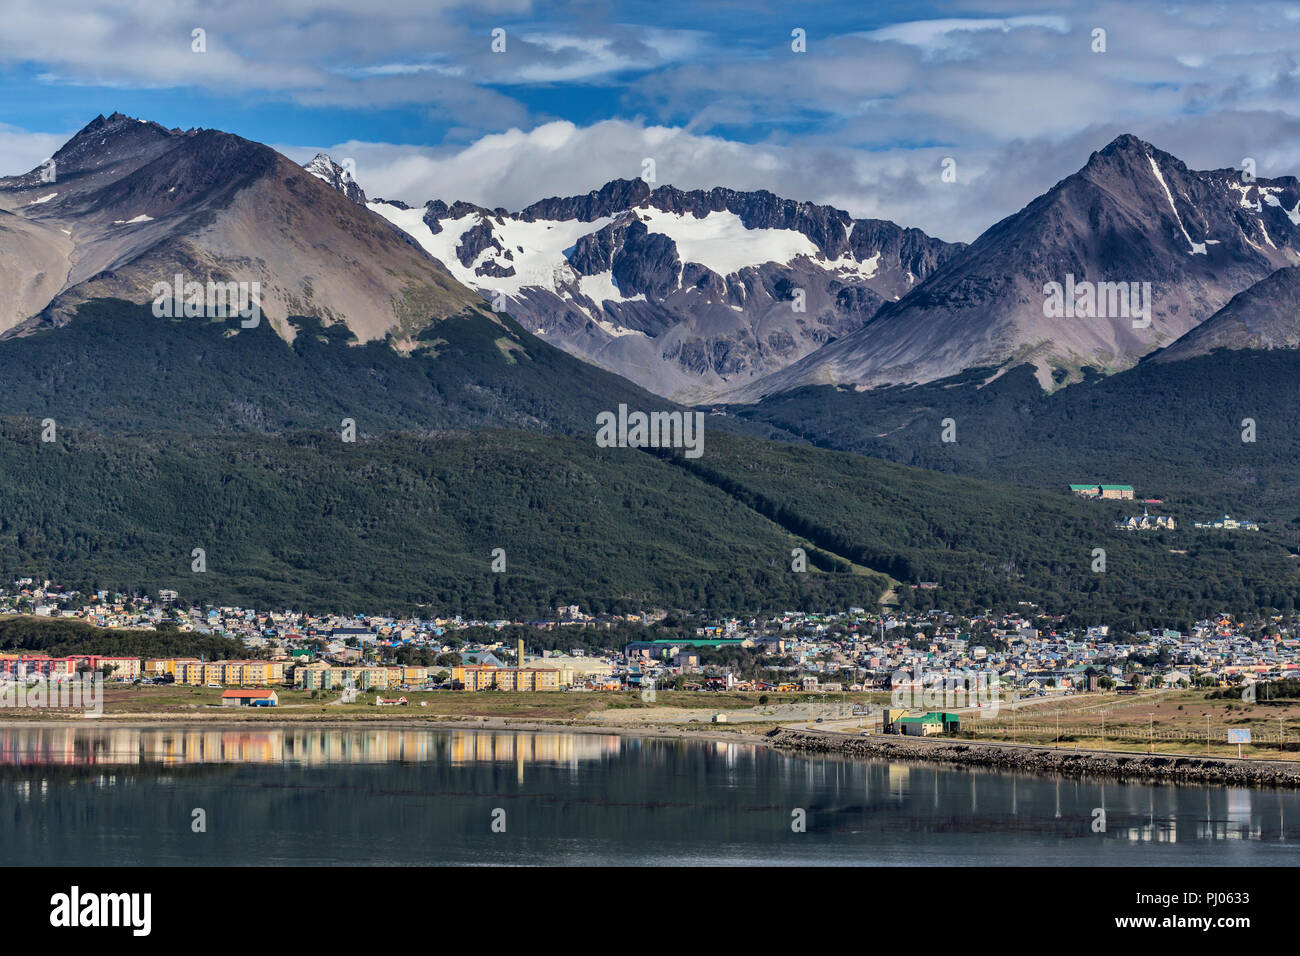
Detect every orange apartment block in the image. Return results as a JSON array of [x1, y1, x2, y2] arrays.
[[175, 660, 285, 686], [451, 665, 560, 691]]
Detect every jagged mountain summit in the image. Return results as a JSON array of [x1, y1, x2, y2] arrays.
[[303, 153, 367, 204], [737, 134, 1300, 399], [0, 113, 682, 436], [367, 179, 963, 402], [0, 112, 481, 344], [10, 118, 1298, 415]]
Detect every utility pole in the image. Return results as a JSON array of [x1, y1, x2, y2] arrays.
[[1148, 713, 1154, 754]]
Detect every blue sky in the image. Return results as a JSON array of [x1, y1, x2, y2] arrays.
[[0, 1, 952, 147], [5, 1, 1300, 241]]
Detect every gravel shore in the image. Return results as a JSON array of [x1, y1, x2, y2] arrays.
[[766, 728, 1300, 788]]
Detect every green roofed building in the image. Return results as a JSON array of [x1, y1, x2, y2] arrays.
[[1070, 483, 1134, 499], [894, 712, 960, 736]]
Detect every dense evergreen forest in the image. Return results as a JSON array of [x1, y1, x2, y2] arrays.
[[0, 414, 1291, 623], [0, 298, 665, 435], [0, 419, 888, 617], [0, 298, 1293, 624], [0, 617, 248, 659], [673, 433, 1300, 627], [734, 350, 1300, 534]]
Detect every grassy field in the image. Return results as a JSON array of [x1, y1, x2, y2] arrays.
[[958, 688, 1300, 760], [96, 684, 320, 713]]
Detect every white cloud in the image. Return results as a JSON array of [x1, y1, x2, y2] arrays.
[[859, 16, 1070, 55], [15, 0, 1300, 245], [0, 1, 703, 121], [500, 27, 706, 84], [284, 120, 988, 240], [0, 125, 70, 179], [286, 108, 1300, 245]]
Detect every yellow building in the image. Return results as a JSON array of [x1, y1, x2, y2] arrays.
[[144, 658, 199, 678], [356, 667, 394, 691], [223, 660, 285, 685], [175, 661, 214, 685], [452, 665, 560, 691], [293, 665, 395, 691], [96, 656, 143, 679], [293, 662, 333, 690], [400, 666, 428, 686], [174, 659, 284, 686], [292, 663, 558, 693]]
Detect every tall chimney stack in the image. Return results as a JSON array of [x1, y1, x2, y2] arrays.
[[517, 638, 525, 669]]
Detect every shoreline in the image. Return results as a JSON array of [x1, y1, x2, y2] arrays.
[[765, 728, 1300, 789], [6, 713, 1300, 788]]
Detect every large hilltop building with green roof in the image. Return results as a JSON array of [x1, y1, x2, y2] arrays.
[[1069, 483, 1134, 500]]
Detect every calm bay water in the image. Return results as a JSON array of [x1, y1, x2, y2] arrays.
[[2, 724, 1299, 865]]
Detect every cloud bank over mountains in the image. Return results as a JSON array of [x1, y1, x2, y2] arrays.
[[8, 2, 1300, 240]]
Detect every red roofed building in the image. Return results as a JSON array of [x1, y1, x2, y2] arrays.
[[220, 689, 278, 707]]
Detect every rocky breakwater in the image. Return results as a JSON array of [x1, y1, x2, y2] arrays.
[[765, 729, 1300, 789]]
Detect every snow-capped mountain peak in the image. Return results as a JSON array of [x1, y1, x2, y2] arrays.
[[738, 133, 1300, 399], [303, 153, 366, 205], [369, 181, 961, 401]]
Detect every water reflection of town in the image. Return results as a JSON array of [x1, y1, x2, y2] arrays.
[[0, 727, 623, 772], [851, 760, 1295, 844]]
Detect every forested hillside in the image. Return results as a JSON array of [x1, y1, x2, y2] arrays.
[[0, 418, 1291, 623], [688, 433, 1300, 627], [0, 616, 248, 660], [736, 350, 1300, 538], [0, 298, 664, 435], [0, 419, 886, 616]]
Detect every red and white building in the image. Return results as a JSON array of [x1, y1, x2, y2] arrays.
[[0, 655, 141, 681]]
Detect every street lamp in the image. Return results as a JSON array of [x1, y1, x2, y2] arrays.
[[1148, 713, 1154, 754]]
